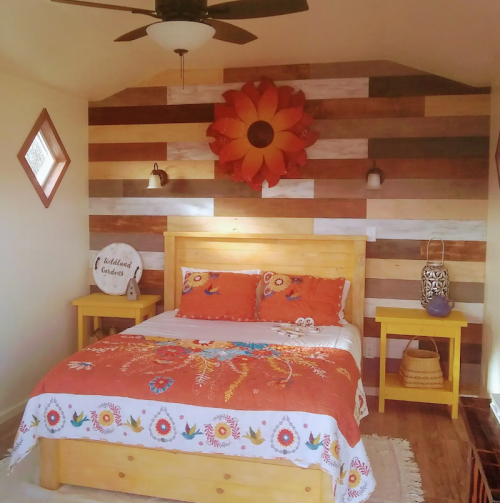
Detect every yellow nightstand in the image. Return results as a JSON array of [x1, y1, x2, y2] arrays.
[[72, 293, 161, 350], [375, 307, 468, 419]]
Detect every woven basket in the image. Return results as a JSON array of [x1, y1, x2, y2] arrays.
[[398, 337, 444, 389]]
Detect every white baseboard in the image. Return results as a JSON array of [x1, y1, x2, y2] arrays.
[[0, 399, 27, 425]]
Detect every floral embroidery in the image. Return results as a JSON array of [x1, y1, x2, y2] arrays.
[[67, 361, 94, 371], [182, 272, 220, 294], [271, 416, 300, 455], [149, 407, 176, 443], [182, 423, 202, 439], [336, 367, 351, 381], [44, 399, 65, 434], [331, 440, 340, 460], [149, 376, 174, 394], [243, 427, 265, 445], [349, 469, 361, 488], [200, 348, 249, 362], [205, 414, 240, 448], [99, 410, 114, 427], [263, 272, 303, 298], [70, 411, 90, 427], [306, 432, 324, 450], [347, 458, 371, 499], [125, 415, 144, 433], [91, 403, 122, 434]]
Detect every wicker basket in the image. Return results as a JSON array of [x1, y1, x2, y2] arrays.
[[398, 337, 444, 389]]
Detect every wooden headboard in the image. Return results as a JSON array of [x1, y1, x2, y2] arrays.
[[163, 232, 367, 334]]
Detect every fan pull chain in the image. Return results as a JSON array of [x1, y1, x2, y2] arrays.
[[174, 49, 188, 89]]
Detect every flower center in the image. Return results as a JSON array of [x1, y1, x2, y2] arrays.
[[247, 121, 274, 148]]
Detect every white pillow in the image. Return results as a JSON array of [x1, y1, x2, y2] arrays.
[[339, 279, 350, 324]]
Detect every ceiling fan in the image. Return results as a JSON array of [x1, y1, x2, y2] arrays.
[[50, 0, 310, 46]]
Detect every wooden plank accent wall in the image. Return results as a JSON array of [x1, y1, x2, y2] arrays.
[[88, 60, 490, 395]]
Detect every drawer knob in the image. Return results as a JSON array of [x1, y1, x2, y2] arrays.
[[305, 487, 312, 492], [128, 456, 134, 461], [216, 488, 224, 494], [224, 474, 231, 480], [119, 472, 125, 479]]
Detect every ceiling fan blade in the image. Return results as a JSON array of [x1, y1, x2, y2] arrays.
[[115, 23, 158, 42], [50, 0, 158, 18], [205, 20, 257, 45], [208, 0, 308, 20]]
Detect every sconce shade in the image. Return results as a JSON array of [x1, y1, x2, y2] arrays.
[[366, 172, 382, 190], [147, 173, 163, 189], [147, 21, 216, 52]]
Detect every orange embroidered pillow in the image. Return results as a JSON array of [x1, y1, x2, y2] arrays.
[[177, 271, 261, 322], [257, 272, 346, 326]]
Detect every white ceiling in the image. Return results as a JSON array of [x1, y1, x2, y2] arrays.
[[1, 0, 500, 101]]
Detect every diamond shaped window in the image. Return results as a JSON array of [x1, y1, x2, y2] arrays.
[[17, 109, 71, 208]]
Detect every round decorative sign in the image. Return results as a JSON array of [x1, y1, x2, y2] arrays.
[[207, 77, 319, 190], [93, 243, 142, 296]]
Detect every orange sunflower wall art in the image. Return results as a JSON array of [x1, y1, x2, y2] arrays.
[[207, 77, 319, 190]]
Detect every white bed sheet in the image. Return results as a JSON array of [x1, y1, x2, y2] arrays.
[[122, 310, 362, 369]]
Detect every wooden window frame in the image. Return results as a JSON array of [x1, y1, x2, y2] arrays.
[[17, 109, 71, 208]]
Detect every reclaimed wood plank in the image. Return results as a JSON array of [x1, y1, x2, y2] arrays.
[[315, 179, 488, 200], [365, 278, 484, 303], [121, 179, 260, 198], [214, 198, 367, 218], [307, 139, 368, 159], [89, 161, 215, 180], [315, 116, 489, 139], [88, 180, 123, 198], [368, 137, 490, 158], [369, 75, 490, 97], [89, 143, 167, 162], [262, 180, 314, 199], [89, 87, 168, 108], [137, 68, 224, 87], [422, 240, 487, 262], [167, 78, 369, 105], [90, 233, 164, 252], [314, 218, 487, 241], [88, 123, 210, 144], [295, 158, 488, 180], [367, 240, 421, 260], [89, 216, 168, 234], [223, 64, 310, 83], [425, 95, 491, 117], [88, 104, 214, 126], [305, 97, 425, 119], [167, 142, 216, 161], [167, 216, 314, 234], [310, 60, 429, 79], [367, 199, 489, 220], [366, 258, 485, 283], [89, 197, 214, 216]]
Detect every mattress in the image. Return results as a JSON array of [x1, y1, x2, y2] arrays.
[[122, 310, 363, 369]]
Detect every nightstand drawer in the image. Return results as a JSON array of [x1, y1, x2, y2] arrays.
[[384, 322, 457, 339]]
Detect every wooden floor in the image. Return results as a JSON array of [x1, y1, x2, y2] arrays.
[[1, 396, 469, 502]]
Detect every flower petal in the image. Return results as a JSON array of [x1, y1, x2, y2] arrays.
[[278, 86, 294, 111], [270, 107, 304, 132], [220, 137, 251, 164], [263, 145, 286, 175], [233, 91, 259, 125], [212, 118, 247, 139], [241, 148, 264, 181], [258, 77, 275, 94], [258, 86, 279, 123], [284, 149, 308, 166], [242, 81, 261, 108], [222, 90, 239, 106], [261, 163, 282, 187], [209, 137, 231, 156], [214, 104, 239, 121], [291, 90, 306, 107], [274, 131, 307, 153]]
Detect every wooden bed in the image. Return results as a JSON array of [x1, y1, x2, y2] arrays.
[[40, 232, 367, 503]]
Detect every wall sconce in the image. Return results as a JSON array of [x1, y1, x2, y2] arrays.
[[147, 163, 168, 189], [366, 163, 385, 190]]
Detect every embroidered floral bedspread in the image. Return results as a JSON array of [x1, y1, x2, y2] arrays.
[[11, 334, 375, 502]]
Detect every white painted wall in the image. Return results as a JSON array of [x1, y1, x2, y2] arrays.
[[483, 84, 500, 395], [0, 71, 88, 421]]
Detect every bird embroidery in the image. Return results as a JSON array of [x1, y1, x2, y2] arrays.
[[243, 427, 265, 445], [30, 415, 40, 428], [285, 289, 301, 301], [124, 415, 144, 433], [182, 423, 202, 439], [306, 432, 324, 450], [204, 284, 220, 295], [71, 411, 90, 427]]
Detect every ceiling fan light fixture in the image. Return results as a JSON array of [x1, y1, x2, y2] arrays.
[[146, 21, 216, 52]]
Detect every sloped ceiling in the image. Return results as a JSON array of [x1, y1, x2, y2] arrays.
[[1, 0, 500, 100]]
